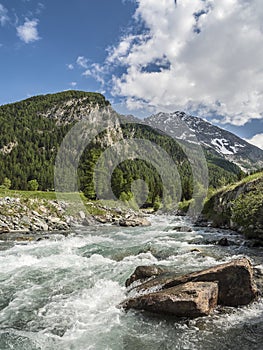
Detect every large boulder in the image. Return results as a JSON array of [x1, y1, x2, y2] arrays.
[[127, 258, 258, 307], [125, 265, 165, 287], [118, 216, 151, 227], [121, 281, 219, 318]]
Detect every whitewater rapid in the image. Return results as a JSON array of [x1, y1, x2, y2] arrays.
[[0, 216, 262, 350]]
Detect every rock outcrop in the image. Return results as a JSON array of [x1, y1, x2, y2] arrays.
[[121, 258, 258, 318], [201, 173, 263, 243]]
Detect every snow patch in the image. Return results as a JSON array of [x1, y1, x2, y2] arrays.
[[211, 138, 234, 155]]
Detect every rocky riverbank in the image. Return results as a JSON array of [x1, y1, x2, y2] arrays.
[[0, 196, 151, 234], [200, 172, 263, 244]]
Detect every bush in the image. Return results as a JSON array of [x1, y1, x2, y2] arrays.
[[28, 179, 39, 191], [2, 177, 11, 189]]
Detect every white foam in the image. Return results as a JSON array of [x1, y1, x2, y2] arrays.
[[1, 215, 262, 349], [39, 279, 125, 343]]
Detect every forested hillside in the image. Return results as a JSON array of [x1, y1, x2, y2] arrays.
[[0, 91, 109, 190], [0, 91, 243, 208]]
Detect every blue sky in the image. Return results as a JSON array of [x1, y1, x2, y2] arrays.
[[0, 0, 262, 148], [0, 0, 136, 103]]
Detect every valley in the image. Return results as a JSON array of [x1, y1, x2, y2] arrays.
[[0, 90, 263, 350]]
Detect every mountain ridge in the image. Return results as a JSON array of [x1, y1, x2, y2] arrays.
[[144, 111, 263, 171]]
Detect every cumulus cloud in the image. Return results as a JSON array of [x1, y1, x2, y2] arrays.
[[246, 133, 263, 150], [76, 56, 88, 69], [16, 19, 40, 43], [0, 3, 9, 26], [105, 0, 263, 126], [67, 64, 74, 70], [69, 82, 77, 87]]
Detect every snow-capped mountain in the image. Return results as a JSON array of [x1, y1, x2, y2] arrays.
[[144, 111, 263, 171]]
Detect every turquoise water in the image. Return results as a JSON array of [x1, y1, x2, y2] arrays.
[[0, 216, 262, 350]]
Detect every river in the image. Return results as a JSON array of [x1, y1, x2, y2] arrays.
[[0, 215, 263, 350]]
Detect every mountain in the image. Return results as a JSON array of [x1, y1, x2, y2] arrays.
[[0, 91, 246, 209], [0, 91, 109, 190], [145, 111, 263, 171]]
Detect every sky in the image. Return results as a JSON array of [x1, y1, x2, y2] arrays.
[[0, 0, 262, 149]]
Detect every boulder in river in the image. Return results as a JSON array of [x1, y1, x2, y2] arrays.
[[125, 265, 165, 287], [172, 226, 192, 232], [118, 216, 151, 227], [121, 281, 219, 318], [162, 257, 258, 307], [122, 258, 258, 317], [217, 237, 230, 246]]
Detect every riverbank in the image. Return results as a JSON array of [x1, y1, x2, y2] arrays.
[[201, 171, 263, 244], [0, 189, 151, 233]]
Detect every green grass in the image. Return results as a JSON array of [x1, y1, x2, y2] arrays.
[[0, 188, 57, 200], [204, 171, 263, 201], [178, 199, 194, 213], [0, 188, 127, 217]]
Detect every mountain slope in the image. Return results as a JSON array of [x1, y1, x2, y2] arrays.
[[0, 91, 109, 190], [0, 91, 245, 208], [145, 111, 263, 171]]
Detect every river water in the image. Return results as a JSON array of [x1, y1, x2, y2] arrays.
[[0, 215, 263, 350]]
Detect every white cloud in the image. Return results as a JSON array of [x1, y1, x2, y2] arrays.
[[105, 0, 263, 126], [0, 3, 9, 26], [69, 82, 77, 87], [16, 19, 40, 43], [245, 133, 263, 150], [107, 35, 136, 64], [76, 56, 88, 68], [83, 63, 106, 85], [36, 2, 45, 15], [67, 64, 74, 70]]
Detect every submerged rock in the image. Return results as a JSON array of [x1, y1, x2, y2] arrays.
[[122, 281, 219, 318], [217, 237, 230, 246], [172, 226, 192, 232]]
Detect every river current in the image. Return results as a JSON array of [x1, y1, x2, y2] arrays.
[[0, 215, 263, 350]]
